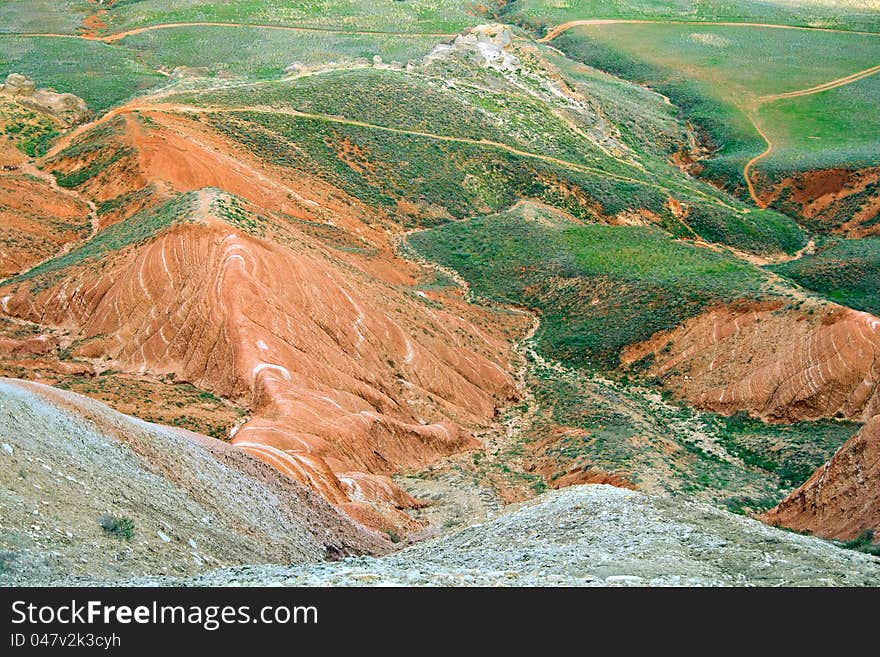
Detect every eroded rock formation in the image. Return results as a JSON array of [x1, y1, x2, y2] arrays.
[[623, 301, 880, 422], [0, 74, 92, 126], [764, 415, 880, 543]]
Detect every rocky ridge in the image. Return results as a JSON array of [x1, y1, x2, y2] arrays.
[[136, 485, 880, 587], [0, 378, 387, 585]]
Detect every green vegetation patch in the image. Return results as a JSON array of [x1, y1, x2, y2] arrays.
[[200, 104, 801, 253], [48, 117, 134, 189], [98, 514, 135, 540], [553, 24, 880, 190], [755, 73, 880, 175], [120, 27, 440, 79], [0, 1, 94, 35], [409, 206, 771, 368], [770, 237, 880, 315], [503, 0, 880, 35], [212, 193, 269, 238], [0, 37, 164, 112], [86, 0, 476, 34], [0, 103, 61, 156], [205, 110, 671, 227], [715, 411, 858, 489]]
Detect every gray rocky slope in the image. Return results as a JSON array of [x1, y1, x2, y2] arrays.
[[0, 378, 388, 586], [155, 485, 880, 587], [2, 376, 878, 587]]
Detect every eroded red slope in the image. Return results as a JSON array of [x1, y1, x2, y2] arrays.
[[0, 170, 92, 278], [0, 183, 519, 531], [623, 301, 880, 422], [764, 415, 880, 542]]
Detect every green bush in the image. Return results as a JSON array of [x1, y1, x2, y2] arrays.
[[99, 514, 135, 541]]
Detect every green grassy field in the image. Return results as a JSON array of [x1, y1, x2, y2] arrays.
[[504, 0, 880, 34], [0, 37, 164, 112], [770, 238, 880, 315], [0, 1, 94, 35], [553, 23, 880, 188], [755, 73, 880, 174], [119, 27, 441, 79], [82, 0, 477, 34], [408, 205, 774, 369], [715, 411, 860, 490]]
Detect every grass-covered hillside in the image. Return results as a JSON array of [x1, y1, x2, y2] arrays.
[[551, 23, 880, 192], [503, 0, 880, 34], [0, 37, 164, 112], [172, 57, 804, 254], [770, 238, 880, 315], [408, 205, 774, 369]]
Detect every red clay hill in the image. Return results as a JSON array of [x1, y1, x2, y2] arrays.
[[0, 110, 522, 533]]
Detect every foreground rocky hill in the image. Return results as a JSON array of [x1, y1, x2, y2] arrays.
[[0, 378, 388, 586], [142, 485, 880, 587]]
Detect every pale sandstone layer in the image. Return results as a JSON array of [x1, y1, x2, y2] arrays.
[[0, 377, 388, 585]]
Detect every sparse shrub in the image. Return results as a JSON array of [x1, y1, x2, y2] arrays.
[[99, 515, 135, 540], [840, 530, 880, 557]]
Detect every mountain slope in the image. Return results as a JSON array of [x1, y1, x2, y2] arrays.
[[764, 415, 880, 543], [149, 485, 880, 587], [0, 188, 519, 532], [0, 377, 388, 586]]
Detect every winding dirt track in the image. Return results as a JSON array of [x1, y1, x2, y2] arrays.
[[1, 22, 458, 43], [45, 100, 742, 212], [742, 115, 774, 208], [539, 18, 880, 42], [539, 18, 880, 206], [743, 62, 880, 205], [758, 63, 880, 102]]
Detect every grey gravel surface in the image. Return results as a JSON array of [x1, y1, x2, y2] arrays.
[[147, 485, 880, 587], [0, 379, 387, 585]]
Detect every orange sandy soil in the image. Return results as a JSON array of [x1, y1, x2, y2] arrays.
[[0, 111, 524, 533], [759, 166, 880, 236]]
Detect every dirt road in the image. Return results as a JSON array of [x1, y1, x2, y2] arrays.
[[539, 18, 880, 42], [2, 22, 457, 44]]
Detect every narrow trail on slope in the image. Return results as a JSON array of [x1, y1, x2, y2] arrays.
[[742, 113, 774, 207], [16, 161, 99, 240], [758, 63, 880, 102], [0, 161, 99, 290], [742, 62, 880, 206], [1, 22, 458, 43], [47, 100, 743, 213], [539, 18, 880, 42]]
